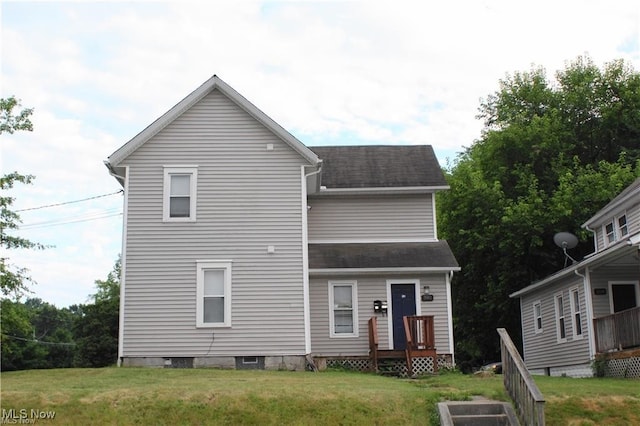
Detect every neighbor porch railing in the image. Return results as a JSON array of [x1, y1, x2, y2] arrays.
[[594, 306, 640, 353], [497, 328, 545, 426]]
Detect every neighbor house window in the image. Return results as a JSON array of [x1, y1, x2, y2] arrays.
[[163, 166, 198, 221], [618, 214, 628, 237], [196, 261, 232, 327], [604, 221, 616, 245], [569, 287, 583, 338], [533, 301, 543, 334], [329, 281, 358, 338], [555, 293, 566, 342]]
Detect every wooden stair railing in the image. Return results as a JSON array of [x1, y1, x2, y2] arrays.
[[403, 315, 437, 376], [368, 317, 379, 372]]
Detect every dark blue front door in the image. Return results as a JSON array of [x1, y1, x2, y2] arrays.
[[391, 284, 416, 350]]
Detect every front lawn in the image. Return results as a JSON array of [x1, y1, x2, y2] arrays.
[[1, 368, 638, 425]]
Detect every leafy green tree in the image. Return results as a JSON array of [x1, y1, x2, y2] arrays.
[[1, 96, 45, 297], [74, 258, 120, 367], [439, 56, 640, 372], [1, 298, 76, 371]]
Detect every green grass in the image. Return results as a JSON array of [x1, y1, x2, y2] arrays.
[[1, 368, 638, 425]]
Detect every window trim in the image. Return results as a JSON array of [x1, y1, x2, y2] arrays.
[[196, 260, 232, 328], [533, 300, 543, 334], [603, 211, 629, 247], [603, 221, 616, 245], [569, 286, 583, 339], [328, 281, 359, 338], [554, 292, 567, 343], [163, 166, 198, 222]]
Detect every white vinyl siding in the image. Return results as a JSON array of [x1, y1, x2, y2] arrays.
[[533, 301, 542, 334], [118, 89, 309, 357], [307, 195, 434, 242], [328, 281, 358, 338], [569, 287, 583, 339], [520, 277, 591, 371], [196, 261, 232, 327], [555, 293, 567, 342], [163, 166, 197, 221]]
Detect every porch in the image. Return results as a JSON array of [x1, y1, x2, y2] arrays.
[[369, 315, 439, 376], [594, 306, 640, 353]]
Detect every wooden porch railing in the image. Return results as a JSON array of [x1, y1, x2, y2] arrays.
[[368, 316, 379, 371], [404, 315, 437, 376], [498, 328, 545, 426], [594, 306, 640, 353]]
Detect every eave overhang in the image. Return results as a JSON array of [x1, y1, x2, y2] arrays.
[[510, 233, 640, 299]]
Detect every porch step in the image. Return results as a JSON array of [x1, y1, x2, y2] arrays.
[[438, 401, 520, 426]]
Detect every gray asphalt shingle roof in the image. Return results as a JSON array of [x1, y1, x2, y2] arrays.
[[309, 145, 447, 189]]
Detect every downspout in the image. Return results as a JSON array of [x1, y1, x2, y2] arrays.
[[446, 270, 455, 366], [579, 266, 596, 361], [104, 161, 128, 366], [301, 163, 323, 355]]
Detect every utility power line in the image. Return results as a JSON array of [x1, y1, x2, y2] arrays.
[[15, 190, 123, 212], [1, 334, 76, 347]]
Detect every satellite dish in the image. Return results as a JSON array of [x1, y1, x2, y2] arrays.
[[553, 232, 579, 267], [554, 232, 579, 249]]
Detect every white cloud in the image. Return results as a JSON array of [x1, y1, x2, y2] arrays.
[[1, 0, 639, 306]]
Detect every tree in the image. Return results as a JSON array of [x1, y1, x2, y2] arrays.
[[439, 56, 640, 372], [74, 257, 120, 367], [1, 96, 44, 297]]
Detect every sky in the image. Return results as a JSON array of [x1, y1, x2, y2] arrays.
[[1, 0, 639, 308]]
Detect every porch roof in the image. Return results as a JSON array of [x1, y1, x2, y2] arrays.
[[308, 241, 460, 271], [510, 233, 640, 298]]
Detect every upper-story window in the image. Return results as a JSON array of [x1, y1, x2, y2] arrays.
[[618, 215, 628, 237], [163, 166, 198, 222], [603, 213, 628, 246]]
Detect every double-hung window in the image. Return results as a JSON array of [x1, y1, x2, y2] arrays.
[[533, 301, 543, 334], [196, 261, 232, 327], [163, 166, 198, 222], [329, 281, 358, 338], [618, 214, 628, 237], [604, 221, 616, 245], [555, 293, 566, 342], [569, 287, 583, 338]]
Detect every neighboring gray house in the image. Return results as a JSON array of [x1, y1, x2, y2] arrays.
[[510, 178, 640, 377], [105, 75, 459, 372]]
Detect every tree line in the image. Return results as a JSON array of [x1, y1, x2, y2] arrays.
[[1, 259, 120, 370], [438, 56, 640, 372]]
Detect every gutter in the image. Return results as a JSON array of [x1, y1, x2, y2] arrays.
[[104, 160, 126, 186]]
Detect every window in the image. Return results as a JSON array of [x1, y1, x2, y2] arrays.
[[196, 261, 232, 327], [555, 293, 566, 342], [329, 281, 358, 337], [618, 214, 628, 237], [604, 213, 629, 246], [569, 287, 583, 338], [163, 166, 198, 221], [604, 221, 616, 244], [533, 301, 543, 334]]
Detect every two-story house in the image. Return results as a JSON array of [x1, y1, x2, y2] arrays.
[[510, 178, 640, 377], [105, 75, 459, 373]]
